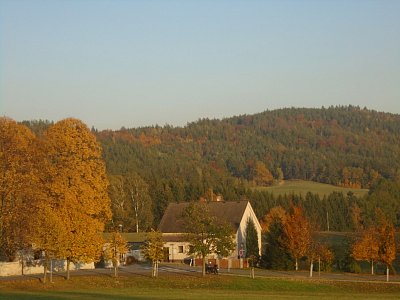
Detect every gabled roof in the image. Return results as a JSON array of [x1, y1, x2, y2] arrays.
[[158, 201, 249, 233]]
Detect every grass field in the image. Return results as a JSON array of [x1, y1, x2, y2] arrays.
[[1, 273, 400, 300], [258, 180, 369, 198]]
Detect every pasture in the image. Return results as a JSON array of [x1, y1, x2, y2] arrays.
[[1, 272, 399, 300], [258, 180, 369, 198]]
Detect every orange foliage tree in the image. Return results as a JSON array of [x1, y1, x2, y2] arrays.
[[40, 118, 112, 279], [282, 204, 311, 271], [351, 226, 379, 275], [376, 210, 396, 282], [308, 241, 333, 277]]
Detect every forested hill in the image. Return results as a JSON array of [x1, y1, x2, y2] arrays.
[[21, 106, 400, 229], [97, 106, 400, 190]]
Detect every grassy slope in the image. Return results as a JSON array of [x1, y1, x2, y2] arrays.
[[1, 274, 399, 300], [258, 180, 369, 198]]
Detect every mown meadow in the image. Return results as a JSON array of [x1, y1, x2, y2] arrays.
[[1, 273, 400, 300]]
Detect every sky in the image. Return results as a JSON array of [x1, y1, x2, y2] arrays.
[[1, 0, 399, 130]]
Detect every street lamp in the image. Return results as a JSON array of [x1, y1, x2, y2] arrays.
[[118, 224, 123, 233]]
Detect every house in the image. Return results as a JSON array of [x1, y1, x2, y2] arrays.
[[157, 201, 262, 263]]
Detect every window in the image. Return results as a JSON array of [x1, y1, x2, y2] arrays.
[[178, 246, 184, 253]]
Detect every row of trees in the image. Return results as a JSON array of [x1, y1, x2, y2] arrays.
[[261, 204, 333, 276], [0, 117, 112, 281], [260, 204, 397, 280], [352, 209, 396, 281]]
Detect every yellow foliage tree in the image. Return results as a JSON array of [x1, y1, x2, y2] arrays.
[[41, 118, 112, 279], [260, 206, 287, 233], [0, 118, 37, 261], [141, 229, 164, 277], [104, 231, 128, 278]]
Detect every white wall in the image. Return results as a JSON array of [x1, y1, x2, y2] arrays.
[[164, 242, 190, 262], [0, 260, 94, 277], [236, 202, 262, 257]]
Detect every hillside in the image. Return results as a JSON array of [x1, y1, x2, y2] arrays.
[[20, 106, 400, 229], [97, 106, 400, 192]]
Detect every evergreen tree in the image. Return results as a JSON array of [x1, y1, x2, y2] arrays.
[[261, 219, 293, 270], [245, 218, 260, 261]]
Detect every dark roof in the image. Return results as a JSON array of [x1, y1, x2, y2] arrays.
[[158, 201, 249, 233], [103, 232, 147, 243]]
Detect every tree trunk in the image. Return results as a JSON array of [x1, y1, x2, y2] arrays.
[[155, 260, 158, 277], [202, 257, 206, 276], [371, 260, 374, 275], [250, 267, 255, 279], [43, 258, 48, 283], [135, 209, 139, 233], [295, 258, 298, 271], [66, 259, 70, 280], [318, 257, 321, 276], [309, 258, 313, 278], [50, 259, 53, 283], [386, 266, 389, 282]]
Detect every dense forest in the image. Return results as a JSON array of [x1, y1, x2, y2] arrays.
[[22, 106, 400, 230]]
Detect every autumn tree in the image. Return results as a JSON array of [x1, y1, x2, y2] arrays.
[[260, 206, 287, 233], [181, 202, 235, 276], [260, 206, 291, 270], [376, 210, 396, 282], [252, 161, 274, 186], [282, 204, 311, 271], [104, 231, 128, 278], [0, 118, 37, 262], [108, 173, 153, 233], [351, 226, 379, 275], [141, 229, 164, 277], [31, 204, 68, 283], [41, 118, 112, 279], [308, 241, 333, 277], [350, 203, 364, 232]]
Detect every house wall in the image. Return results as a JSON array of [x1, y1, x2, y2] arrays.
[[163, 242, 191, 262], [235, 202, 262, 258]]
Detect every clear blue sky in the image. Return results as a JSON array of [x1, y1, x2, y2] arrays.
[[1, 0, 399, 130]]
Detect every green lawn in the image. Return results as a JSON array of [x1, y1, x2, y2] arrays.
[[258, 180, 369, 198], [1, 273, 399, 300]]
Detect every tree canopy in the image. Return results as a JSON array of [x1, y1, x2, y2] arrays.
[[181, 202, 235, 276]]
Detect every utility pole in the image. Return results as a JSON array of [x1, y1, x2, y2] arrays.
[[327, 211, 330, 232]]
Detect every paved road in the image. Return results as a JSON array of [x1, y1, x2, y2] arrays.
[[1, 263, 399, 284]]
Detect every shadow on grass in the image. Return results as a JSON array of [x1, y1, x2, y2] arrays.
[[0, 290, 178, 300]]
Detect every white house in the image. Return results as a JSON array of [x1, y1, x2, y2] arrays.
[[157, 201, 262, 262]]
